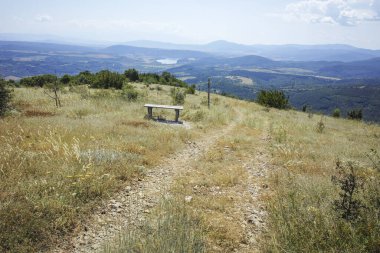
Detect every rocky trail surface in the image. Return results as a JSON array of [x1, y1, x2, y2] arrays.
[[238, 119, 272, 253], [52, 117, 241, 253], [52, 114, 272, 253]]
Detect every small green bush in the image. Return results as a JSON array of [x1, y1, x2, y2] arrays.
[[121, 84, 139, 101], [221, 92, 238, 99], [171, 88, 186, 105], [186, 84, 196, 95], [256, 90, 290, 109], [0, 80, 12, 116], [347, 109, 363, 120], [332, 108, 341, 118], [332, 160, 364, 222], [265, 155, 380, 253], [60, 74, 71, 84], [124, 68, 139, 82]]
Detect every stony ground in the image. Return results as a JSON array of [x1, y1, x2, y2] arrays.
[[238, 120, 271, 253], [52, 115, 272, 253]]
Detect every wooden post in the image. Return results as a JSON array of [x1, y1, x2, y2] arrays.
[[175, 109, 180, 122], [208, 78, 211, 109], [147, 107, 153, 119]]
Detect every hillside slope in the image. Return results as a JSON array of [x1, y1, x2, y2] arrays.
[[0, 85, 379, 253]]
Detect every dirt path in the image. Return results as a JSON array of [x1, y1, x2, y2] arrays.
[[238, 119, 272, 253], [52, 117, 241, 253]]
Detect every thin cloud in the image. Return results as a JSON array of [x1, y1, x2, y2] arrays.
[[283, 0, 380, 26], [67, 19, 183, 34], [35, 15, 53, 23]]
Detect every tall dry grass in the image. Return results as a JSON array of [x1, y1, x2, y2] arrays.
[[103, 101, 267, 253], [0, 85, 233, 252], [3, 85, 378, 252], [257, 108, 380, 252], [103, 198, 206, 253]]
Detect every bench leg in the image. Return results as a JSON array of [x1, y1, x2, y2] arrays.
[[147, 107, 153, 119], [175, 109, 180, 122]]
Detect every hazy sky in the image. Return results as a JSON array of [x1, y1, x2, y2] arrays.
[[1, 0, 380, 49]]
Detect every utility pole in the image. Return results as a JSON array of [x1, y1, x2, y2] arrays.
[[208, 78, 211, 109]]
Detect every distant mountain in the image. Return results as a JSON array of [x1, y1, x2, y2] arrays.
[[0, 41, 97, 53], [123, 40, 380, 62], [102, 45, 210, 59], [0, 33, 108, 47], [2, 40, 380, 79], [248, 44, 380, 62], [122, 40, 192, 51], [318, 57, 380, 79], [123, 40, 256, 56], [184, 54, 380, 79], [2, 33, 379, 62]]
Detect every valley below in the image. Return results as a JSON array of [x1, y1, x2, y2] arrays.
[[1, 40, 380, 122], [1, 0, 380, 252]]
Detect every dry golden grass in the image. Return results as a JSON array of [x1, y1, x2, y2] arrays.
[[258, 108, 380, 252], [157, 102, 380, 253], [160, 103, 269, 252], [1, 84, 379, 253], [0, 85, 234, 253]]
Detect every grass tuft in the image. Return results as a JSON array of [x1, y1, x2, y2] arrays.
[[103, 198, 206, 253]]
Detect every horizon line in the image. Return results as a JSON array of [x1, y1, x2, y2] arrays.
[[0, 32, 379, 50]]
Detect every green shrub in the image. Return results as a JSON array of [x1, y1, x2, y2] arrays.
[[170, 88, 186, 105], [256, 90, 290, 109], [60, 74, 71, 84], [92, 70, 124, 89], [347, 109, 363, 120], [332, 159, 380, 252], [0, 80, 12, 116], [332, 108, 341, 118], [220, 92, 238, 99], [121, 84, 139, 101], [20, 74, 57, 87], [332, 160, 364, 222], [186, 84, 196, 95], [265, 155, 380, 253], [124, 68, 139, 82]]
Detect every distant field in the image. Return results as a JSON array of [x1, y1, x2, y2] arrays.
[[226, 75, 254, 85]]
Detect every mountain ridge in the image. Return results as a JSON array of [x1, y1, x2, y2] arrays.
[[1, 33, 380, 61], [122, 39, 380, 61]]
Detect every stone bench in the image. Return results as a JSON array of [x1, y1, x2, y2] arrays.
[[144, 104, 184, 122]]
